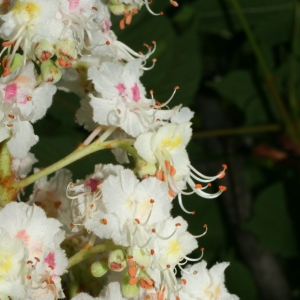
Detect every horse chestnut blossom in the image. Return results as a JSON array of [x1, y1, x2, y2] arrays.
[[0, 0, 239, 299]]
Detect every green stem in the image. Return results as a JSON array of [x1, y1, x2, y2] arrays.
[[15, 139, 135, 189], [67, 240, 119, 269], [192, 124, 281, 139], [289, 0, 300, 121], [228, 0, 300, 145]]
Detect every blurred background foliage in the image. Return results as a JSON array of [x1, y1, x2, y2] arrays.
[[30, 0, 300, 299]]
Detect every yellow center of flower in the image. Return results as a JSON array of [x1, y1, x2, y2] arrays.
[[12, 1, 41, 18], [167, 239, 180, 256], [0, 251, 13, 280], [160, 136, 182, 151]]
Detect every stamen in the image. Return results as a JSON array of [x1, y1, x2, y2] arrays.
[[192, 224, 208, 238], [101, 219, 108, 225], [178, 193, 195, 214], [184, 248, 204, 262]]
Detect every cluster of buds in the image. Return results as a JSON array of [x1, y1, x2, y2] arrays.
[[0, 0, 239, 300]]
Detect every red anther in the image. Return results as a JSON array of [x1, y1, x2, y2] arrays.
[[110, 262, 123, 271], [222, 164, 227, 170], [129, 277, 139, 285], [170, 0, 179, 7], [7, 123, 13, 127], [150, 249, 155, 255], [27, 260, 33, 264], [152, 228, 156, 233], [120, 19, 125, 30], [195, 184, 202, 189], [70, 222, 75, 228], [57, 58, 72, 68], [181, 278, 187, 285], [167, 264, 171, 268], [54, 201, 61, 209], [168, 190, 175, 198], [101, 219, 108, 225], [169, 166, 176, 176], [200, 247, 205, 251], [128, 255, 133, 259], [40, 51, 52, 61], [193, 270, 198, 275], [140, 278, 155, 289], [125, 13, 132, 25], [219, 185, 227, 192], [8, 114, 14, 119], [27, 96, 32, 101], [175, 223, 181, 227], [26, 275, 31, 280], [135, 218, 140, 224], [2, 41, 14, 47], [156, 101, 162, 106], [92, 6, 98, 10], [192, 211, 196, 215], [106, 41, 110, 45], [34, 257, 40, 262], [218, 171, 225, 179], [207, 183, 212, 187], [203, 224, 207, 228], [49, 265, 54, 270], [160, 11, 164, 15], [150, 199, 155, 203], [3, 68, 10, 77], [165, 160, 171, 170]]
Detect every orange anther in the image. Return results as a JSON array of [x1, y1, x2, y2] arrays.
[[128, 266, 137, 278], [222, 164, 227, 170], [168, 190, 176, 198], [150, 249, 155, 255], [128, 260, 136, 267], [195, 184, 202, 189], [110, 262, 123, 271], [193, 270, 198, 275], [156, 118, 161, 122], [140, 278, 155, 289], [152, 58, 157, 62], [192, 211, 196, 215], [27, 96, 32, 101], [160, 11, 164, 15], [101, 219, 108, 225], [54, 201, 61, 209], [26, 275, 31, 280], [92, 6, 98, 10], [174, 85, 180, 89], [70, 222, 75, 228], [128, 255, 133, 259], [7, 123, 13, 127], [218, 171, 225, 179], [8, 114, 14, 119], [120, 19, 125, 30], [175, 223, 181, 227], [200, 247, 205, 251], [150, 90, 154, 95], [219, 185, 227, 192], [125, 13, 132, 25], [156, 101, 162, 106], [176, 296, 180, 300], [132, 8, 138, 14], [152, 228, 156, 233], [105, 41, 110, 46], [167, 264, 170, 268], [27, 260, 33, 264], [129, 277, 139, 285], [156, 169, 164, 181], [150, 199, 155, 203], [152, 40, 156, 44], [181, 278, 187, 285], [170, 0, 179, 7], [207, 183, 212, 187], [135, 218, 140, 224], [165, 160, 171, 170], [169, 166, 176, 176], [2, 41, 14, 47], [203, 224, 207, 228], [90, 203, 94, 209], [3, 68, 10, 77], [117, 109, 121, 114], [34, 257, 40, 262]]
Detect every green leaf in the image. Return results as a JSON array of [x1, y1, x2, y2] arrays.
[[243, 182, 298, 258]]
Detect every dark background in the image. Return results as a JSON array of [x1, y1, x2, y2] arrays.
[[31, 0, 300, 299]]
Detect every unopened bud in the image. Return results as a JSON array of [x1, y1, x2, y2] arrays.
[[2, 53, 23, 73], [40, 60, 62, 83], [55, 40, 77, 66], [121, 274, 140, 298], [134, 158, 157, 179], [90, 261, 108, 277], [35, 39, 55, 61], [108, 249, 126, 272], [133, 248, 151, 269]]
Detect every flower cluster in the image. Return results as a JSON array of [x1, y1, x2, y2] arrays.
[[0, 0, 239, 300]]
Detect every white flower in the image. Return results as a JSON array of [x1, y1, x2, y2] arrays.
[[180, 261, 239, 300], [11, 151, 38, 179], [0, 228, 29, 299], [0, 0, 63, 66], [0, 202, 68, 299], [134, 122, 227, 213], [29, 169, 73, 232], [0, 62, 56, 158]]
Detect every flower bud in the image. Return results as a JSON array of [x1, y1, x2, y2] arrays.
[[121, 274, 140, 298], [133, 248, 152, 269], [2, 53, 23, 73], [108, 249, 126, 272], [134, 158, 157, 179], [90, 261, 109, 277], [108, 0, 126, 15], [35, 39, 55, 61], [40, 60, 62, 83], [55, 40, 77, 68]]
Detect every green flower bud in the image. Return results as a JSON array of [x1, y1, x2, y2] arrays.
[[108, 249, 126, 272], [90, 261, 109, 277], [108, 0, 126, 15], [134, 157, 157, 179], [4, 53, 23, 73], [132, 248, 152, 269], [55, 40, 77, 68], [35, 39, 55, 61], [40, 60, 62, 83], [121, 274, 140, 298]]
